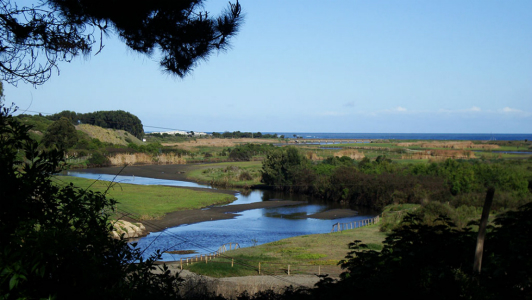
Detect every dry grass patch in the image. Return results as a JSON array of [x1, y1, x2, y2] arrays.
[[334, 149, 365, 160], [162, 138, 274, 150], [397, 141, 499, 150], [401, 149, 475, 160], [306, 151, 321, 161], [76, 124, 142, 145], [108, 153, 187, 166]]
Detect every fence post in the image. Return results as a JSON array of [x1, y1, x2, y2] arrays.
[[258, 262, 261, 275], [180, 258, 183, 270], [318, 265, 321, 275], [231, 258, 234, 267], [288, 265, 290, 276]]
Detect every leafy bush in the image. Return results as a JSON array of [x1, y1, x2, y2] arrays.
[[88, 152, 110, 167], [326, 203, 532, 300], [239, 170, 253, 181], [0, 104, 180, 299]]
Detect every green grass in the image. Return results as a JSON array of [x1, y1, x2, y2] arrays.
[[53, 176, 236, 220], [186, 161, 263, 187], [184, 223, 387, 277]]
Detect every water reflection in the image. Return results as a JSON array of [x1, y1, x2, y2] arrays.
[[63, 171, 378, 261], [63, 171, 213, 189], [135, 208, 373, 261]]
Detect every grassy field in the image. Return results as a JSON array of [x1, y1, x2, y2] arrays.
[[186, 161, 263, 187], [76, 124, 143, 146], [184, 223, 387, 278], [53, 176, 236, 220]]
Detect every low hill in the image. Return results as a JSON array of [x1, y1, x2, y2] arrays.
[[76, 124, 143, 146]]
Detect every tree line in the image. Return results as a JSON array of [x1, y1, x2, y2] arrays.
[[212, 131, 280, 139], [261, 147, 532, 225], [46, 110, 144, 139]]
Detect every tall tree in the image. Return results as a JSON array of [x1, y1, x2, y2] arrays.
[[42, 116, 78, 149], [0, 0, 242, 85], [0, 103, 181, 299]]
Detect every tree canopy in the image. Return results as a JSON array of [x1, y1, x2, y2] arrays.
[[42, 116, 78, 149], [47, 109, 145, 139], [0, 0, 243, 85], [0, 103, 181, 299]]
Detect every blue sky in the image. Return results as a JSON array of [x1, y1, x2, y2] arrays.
[[4, 0, 532, 133]]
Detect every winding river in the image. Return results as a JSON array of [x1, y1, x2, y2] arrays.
[[65, 171, 378, 261]]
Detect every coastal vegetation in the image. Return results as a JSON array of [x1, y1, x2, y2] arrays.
[[5, 98, 532, 298], [261, 146, 532, 229], [186, 161, 263, 188], [5, 91, 532, 299]]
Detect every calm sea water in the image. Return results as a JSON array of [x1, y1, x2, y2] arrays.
[[265, 133, 531, 141]]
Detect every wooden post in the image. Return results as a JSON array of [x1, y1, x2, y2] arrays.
[[474, 188, 495, 274], [186, 258, 189, 266], [318, 265, 321, 275], [230, 243, 232, 250], [205, 256, 208, 264], [258, 262, 261, 275], [288, 265, 290, 276], [231, 258, 234, 267], [180, 258, 183, 270]]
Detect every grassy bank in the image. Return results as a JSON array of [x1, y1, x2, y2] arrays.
[[186, 161, 263, 187], [183, 223, 386, 278], [54, 176, 236, 220]]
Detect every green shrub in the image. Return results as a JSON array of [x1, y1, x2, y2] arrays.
[[88, 152, 110, 167]]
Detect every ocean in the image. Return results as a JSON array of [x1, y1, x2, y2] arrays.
[[264, 133, 532, 141]]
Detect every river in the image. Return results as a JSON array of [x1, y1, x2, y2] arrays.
[[65, 171, 378, 261]]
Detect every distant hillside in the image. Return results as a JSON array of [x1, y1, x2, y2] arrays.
[[47, 110, 144, 139], [76, 124, 143, 146]]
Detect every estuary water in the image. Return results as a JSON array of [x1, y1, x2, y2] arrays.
[[64, 172, 377, 261]]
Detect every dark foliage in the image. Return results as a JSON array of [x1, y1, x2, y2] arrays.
[[261, 146, 309, 188], [41, 116, 78, 150], [484, 202, 532, 297], [0, 104, 181, 299], [87, 151, 111, 167], [215, 131, 279, 139], [261, 148, 531, 212], [320, 203, 532, 300], [1, 0, 243, 85], [229, 143, 276, 162]]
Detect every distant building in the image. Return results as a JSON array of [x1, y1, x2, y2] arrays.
[[150, 130, 208, 136]]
